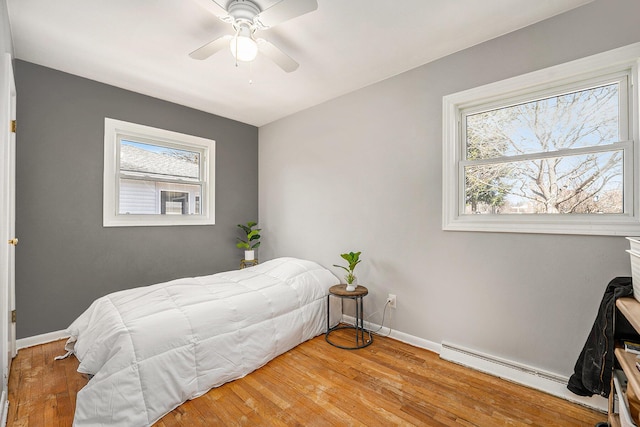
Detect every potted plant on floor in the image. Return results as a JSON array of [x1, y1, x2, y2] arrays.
[[333, 251, 361, 291], [237, 221, 261, 261]]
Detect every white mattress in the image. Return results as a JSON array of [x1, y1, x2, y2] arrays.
[[63, 257, 338, 426]]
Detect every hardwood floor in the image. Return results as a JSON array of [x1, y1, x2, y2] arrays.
[[7, 330, 605, 426]]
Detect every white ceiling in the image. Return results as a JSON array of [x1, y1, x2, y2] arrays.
[[6, 0, 593, 127]]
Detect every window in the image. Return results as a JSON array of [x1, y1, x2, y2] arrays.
[[103, 118, 215, 226], [443, 43, 640, 235]]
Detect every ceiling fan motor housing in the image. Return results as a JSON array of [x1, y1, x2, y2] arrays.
[[227, 0, 261, 25]]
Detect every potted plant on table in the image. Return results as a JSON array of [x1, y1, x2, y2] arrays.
[[333, 251, 362, 292], [237, 221, 261, 261]]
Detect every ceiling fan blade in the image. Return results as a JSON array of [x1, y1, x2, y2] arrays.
[[255, 0, 318, 28], [191, 0, 229, 18], [257, 38, 299, 73], [189, 35, 233, 60]]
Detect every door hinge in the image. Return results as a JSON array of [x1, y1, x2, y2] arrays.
[[10, 120, 16, 133], [11, 310, 16, 323]]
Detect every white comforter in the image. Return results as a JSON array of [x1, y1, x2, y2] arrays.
[[64, 257, 338, 426]]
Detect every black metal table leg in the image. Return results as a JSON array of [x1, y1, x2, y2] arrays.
[[325, 284, 373, 350]]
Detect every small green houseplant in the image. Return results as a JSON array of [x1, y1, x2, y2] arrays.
[[237, 221, 261, 260], [333, 251, 361, 291]]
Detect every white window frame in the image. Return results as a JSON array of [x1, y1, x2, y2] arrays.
[[442, 43, 640, 236], [103, 118, 215, 227]]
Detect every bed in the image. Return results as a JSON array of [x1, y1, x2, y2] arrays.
[[62, 257, 339, 426]]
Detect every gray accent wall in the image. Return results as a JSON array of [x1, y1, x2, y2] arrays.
[[259, 0, 640, 379], [14, 60, 258, 338]]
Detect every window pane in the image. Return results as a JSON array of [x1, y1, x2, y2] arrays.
[[119, 179, 202, 215], [120, 140, 200, 180], [466, 83, 620, 160], [464, 150, 623, 214]]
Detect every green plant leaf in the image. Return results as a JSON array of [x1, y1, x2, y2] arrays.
[[237, 221, 260, 251], [333, 264, 350, 273], [336, 251, 362, 273]]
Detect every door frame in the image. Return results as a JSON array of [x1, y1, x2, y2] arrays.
[[7, 54, 16, 361], [0, 52, 16, 426]]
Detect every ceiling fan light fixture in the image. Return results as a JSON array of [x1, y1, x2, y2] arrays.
[[229, 35, 258, 62], [229, 24, 258, 62]]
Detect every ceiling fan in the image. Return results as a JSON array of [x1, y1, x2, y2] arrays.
[[190, 0, 318, 72]]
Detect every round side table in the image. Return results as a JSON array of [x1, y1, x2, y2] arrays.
[[325, 284, 373, 349], [240, 259, 258, 269]]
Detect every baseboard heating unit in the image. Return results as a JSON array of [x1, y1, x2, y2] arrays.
[[440, 341, 607, 412]]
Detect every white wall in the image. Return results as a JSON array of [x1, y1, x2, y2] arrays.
[[0, 1, 10, 58], [259, 0, 640, 380]]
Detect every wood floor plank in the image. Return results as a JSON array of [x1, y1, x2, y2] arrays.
[[279, 348, 426, 426], [160, 404, 210, 427], [227, 379, 297, 426], [247, 364, 348, 426], [6, 333, 606, 426], [6, 348, 22, 425], [53, 392, 74, 427]]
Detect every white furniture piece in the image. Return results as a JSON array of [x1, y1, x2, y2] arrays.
[[610, 297, 640, 427]]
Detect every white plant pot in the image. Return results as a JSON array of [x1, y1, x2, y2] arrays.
[[345, 283, 356, 292], [244, 250, 255, 261]]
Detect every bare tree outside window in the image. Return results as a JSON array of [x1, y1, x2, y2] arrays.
[[464, 82, 623, 215]]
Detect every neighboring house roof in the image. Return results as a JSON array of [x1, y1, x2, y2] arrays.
[[120, 143, 199, 179]]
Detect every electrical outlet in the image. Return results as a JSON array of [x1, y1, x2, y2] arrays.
[[387, 294, 397, 309]]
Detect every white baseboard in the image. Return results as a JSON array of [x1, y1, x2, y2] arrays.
[[16, 330, 68, 350], [342, 315, 606, 412], [1, 390, 8, 427], [343, 314, 441, 353]]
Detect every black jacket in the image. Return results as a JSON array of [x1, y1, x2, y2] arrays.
[[567, 276, 633, 397]]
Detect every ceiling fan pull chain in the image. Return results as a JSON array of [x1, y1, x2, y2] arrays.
[[234, 26, 240, 67]]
